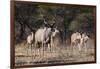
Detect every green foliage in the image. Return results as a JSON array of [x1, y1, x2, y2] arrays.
[[14, 3, 95, 44], [69, 13, 94, 33]]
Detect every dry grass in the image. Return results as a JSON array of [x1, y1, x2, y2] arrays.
[[15, 39, 95, 66]]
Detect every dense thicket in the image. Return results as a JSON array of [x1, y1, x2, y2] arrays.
[[15, 3, 95, 44]]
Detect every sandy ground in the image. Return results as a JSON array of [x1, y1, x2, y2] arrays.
[[15, 39, 95, 66]]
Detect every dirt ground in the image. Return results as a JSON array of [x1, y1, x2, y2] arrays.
[[15, 39, 95, 66]]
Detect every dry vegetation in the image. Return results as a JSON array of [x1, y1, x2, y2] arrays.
[[14, 3, 95, 66], [15, 38, 95, 66]]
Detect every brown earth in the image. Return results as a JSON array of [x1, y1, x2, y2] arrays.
[[15, 39, 95, 66]]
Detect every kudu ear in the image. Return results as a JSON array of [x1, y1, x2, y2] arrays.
[[55, 26, 58, 29], [43, 19, 50, 27], [51, 23, 56, 28], [43, 19, 47, 25]]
